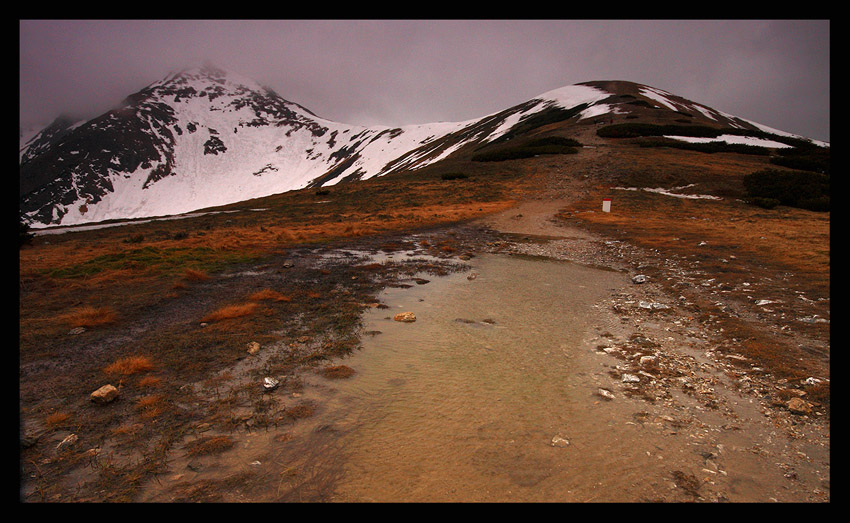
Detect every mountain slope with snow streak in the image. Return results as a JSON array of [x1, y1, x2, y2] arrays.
[[19, 68, 822, 228]]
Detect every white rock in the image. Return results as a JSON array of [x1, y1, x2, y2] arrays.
[[551, 434, 570, 447], [56, 433, 78, 451], [597, 388, 615, 400]]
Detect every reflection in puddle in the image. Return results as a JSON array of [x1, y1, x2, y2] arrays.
[[303, 252, 641, 502]]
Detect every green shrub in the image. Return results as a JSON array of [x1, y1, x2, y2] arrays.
[[637, 137, 770, 156], [597, 123, 723, 139], [743, 169, 830, 212], [471, 137, 581, 162], [440, 172, 469, 180], [770, 145, 830, 174], [748, 197, 780, 209]]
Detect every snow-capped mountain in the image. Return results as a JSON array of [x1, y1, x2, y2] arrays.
[[19, 66, 823, 228]]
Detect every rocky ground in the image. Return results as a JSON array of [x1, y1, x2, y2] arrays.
[[464, 198, 830, 502]]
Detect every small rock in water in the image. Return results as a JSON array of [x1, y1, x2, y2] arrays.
[[262, 377, 280, 391], [394, 312, 416, 322], [597, 388, 615, 400], [632, 274, 647, 284], [551, 434, 571, 447]]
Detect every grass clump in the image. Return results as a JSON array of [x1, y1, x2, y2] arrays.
[[61, 305, 117, 328], [184, 435, 234, 457], [249, 289, 291, 302], [201, 302, 259, 323], [319, 365, 356, 379], [104, 355, 156, 376]]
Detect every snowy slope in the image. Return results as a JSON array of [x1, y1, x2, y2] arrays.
[[19, 68, 823, 229]]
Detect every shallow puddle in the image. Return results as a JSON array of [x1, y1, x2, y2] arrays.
[[299, 252, 676, 502]]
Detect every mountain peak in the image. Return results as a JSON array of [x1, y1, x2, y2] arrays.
[[20, 71, 824, 228]]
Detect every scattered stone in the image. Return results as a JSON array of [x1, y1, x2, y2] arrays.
[[551, 433, 570, 447], [632, 274, 648, 284], [56, 433, 78, 452], [467, 272, 478, 280], [622, 373, 641, 383], [597, 388, 615, 400], [90, 384, 119, 404], [786, 397, 812, 415], [247, 341, 261, 355], [69, 327, 86, 335], [639, 355, 657, 366], [394, 312, 416, 322], [639, 301, 669, 311], [262, 377, 280, 391]]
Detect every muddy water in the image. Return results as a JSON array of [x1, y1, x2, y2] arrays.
[[296, 252, 673, 502]]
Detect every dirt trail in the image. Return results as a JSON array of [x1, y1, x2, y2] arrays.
[[465, 169, 830, 502]]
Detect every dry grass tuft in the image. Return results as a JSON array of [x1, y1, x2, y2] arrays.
[[201, 302, 259, 322], [104, 355, 155, 376], [138, 375, 162, 388], [135, 394, 166, 419], [184, 268, 211, 282], [45, 411, 71, 427], [249, 289, 291, 302], [61, 305, 117, 328], [319, 365, 356, 379], [184, 435, 234, 457], [284, 402, 315, 421]]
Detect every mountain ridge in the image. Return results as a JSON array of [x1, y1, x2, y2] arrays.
[[19, 66, 826, 228]]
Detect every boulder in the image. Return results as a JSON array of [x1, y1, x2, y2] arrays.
[[90, 384, 119, 404]]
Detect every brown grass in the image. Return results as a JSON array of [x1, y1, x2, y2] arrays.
[[45, 412, 71, 427], [184, 268, 210, 281], [138, 375, 162, 388], [135, 394, 165, 420], [201, 302, 259, 323], [184, 435, 234, 457], [319, 365, 356, 379], [61, 305, 117, 328], [249, 289, 291, 302], [104, 355, 155, 376]]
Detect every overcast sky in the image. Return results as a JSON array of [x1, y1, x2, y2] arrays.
[[20, 20, 830, 142]]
